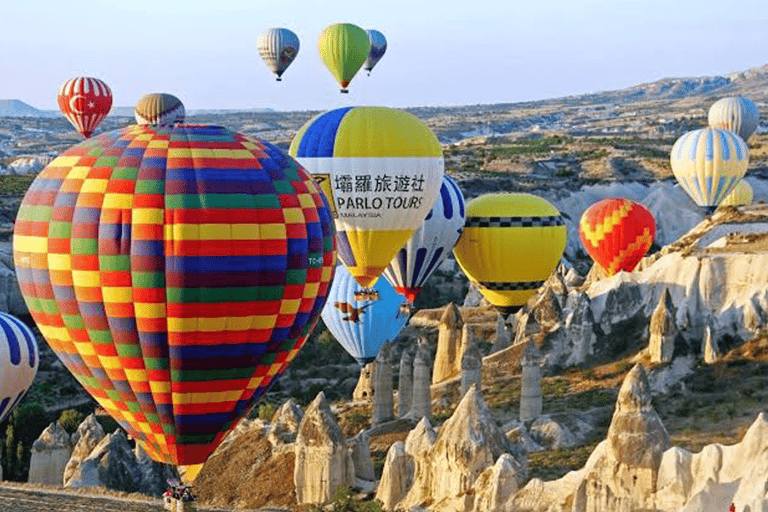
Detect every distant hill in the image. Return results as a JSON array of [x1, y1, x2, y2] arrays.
[[107, 106, 276, 117], [0, 99, 56, 118]]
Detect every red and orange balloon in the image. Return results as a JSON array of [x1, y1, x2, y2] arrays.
[[57, 77, 113, 138], [579, 198, 655, 276]]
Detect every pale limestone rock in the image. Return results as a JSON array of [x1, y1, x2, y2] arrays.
[[530, 417, 578, 450], [491, 314, 513, 354], [400, 385, 525, 511], [348, 432, 375, 481], [375, 441, 414, 510], [63, 414, 105, 486], [520, 340, 542, 422], [409, 338, 432, 420], [268, 398, 304, 446], [294, 392, 355, 505], [472, 454, 519, 512], [504, 421, 544, 453], [65, 429, 144, 493], [460, 325, 482, 398], [649, 288, 678, 363], [405, 417, 437, 456], [353, 362, 375, 402], [703, 324, 720, 363], [372, 342, 394, 425], [28, 422, 73, 485], [433, 302, 464, 384], [532, 288, 563, 331], [398, 347, 414, 418]]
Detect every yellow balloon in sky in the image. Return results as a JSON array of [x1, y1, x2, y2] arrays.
[[453, 193, 567, 315]]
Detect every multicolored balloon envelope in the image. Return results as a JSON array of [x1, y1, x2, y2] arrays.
[[708, 96, 760, 141], [670, 127, 749, 209], [321, 264, 409, 365], [290, 106, 444, 288], [383, 176, 465, 303], [453, 193, 567, 315], [134, 93, 185, 126], [720, 179, 754, 207], [579, 198, 655, 277], [13, 124, 336, 466], [364, 29, 387, 75], [57, 77, 113, 138], [318, 23, 370, 92], [0, 312, 39, 424], [257, 28, 300, 81]]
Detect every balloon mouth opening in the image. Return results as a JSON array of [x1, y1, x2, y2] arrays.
[[494, 305, 522, 317], [395, 287, 421, 304], [356, 356, 376, 367]]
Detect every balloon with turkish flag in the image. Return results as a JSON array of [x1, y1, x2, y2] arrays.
[[57, 77, 113, 138]]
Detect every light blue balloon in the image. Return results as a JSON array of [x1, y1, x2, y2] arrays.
[[321, 264, 410, 365]]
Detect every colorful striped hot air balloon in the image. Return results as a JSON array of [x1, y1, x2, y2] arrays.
[[719, 179, 754, 207], [708, 96, 760, 141], [579, 198, 655, 277], [670, 128, 749, 210], [13, 124, 336, 466], [364, 29, 387, 76], [321, 264, 409, 365], [57, 77, 113, 138], [134, 93, 185, 126], [453, 193, 567, 316], [257, 28, 300, 81], [0, 312, 39, 424], [383, 176, 465, 303], [318, 23, 370, 93], [290, 106, 444, 288]]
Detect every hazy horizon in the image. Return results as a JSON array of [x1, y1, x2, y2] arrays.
[[2, 0, 767, 112]]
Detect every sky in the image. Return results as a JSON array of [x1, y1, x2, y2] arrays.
[[1, 0, 767, 112]]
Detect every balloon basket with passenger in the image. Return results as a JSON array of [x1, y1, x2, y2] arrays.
[[164, 479, 196, 511]]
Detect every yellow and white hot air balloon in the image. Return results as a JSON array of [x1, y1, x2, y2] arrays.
[[719, 179, 753, 207], [290, 106, 444, 288], [257, 28, 300, 81], [453, 193, 567, 315], [670, 127, 749, 210], [708, 96, 760, 141]]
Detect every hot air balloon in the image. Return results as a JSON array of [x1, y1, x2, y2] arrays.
[[719, 179, 753, 207], [364, 29, 387, 76], [57, 77, 112, 138], [317, 23, 370, 93], [453, 193, 566, 316], [0, 312, 39, 424], [290, 106, 444, 288], [321, 264, 409, 365], [13, 124, 336, 466], [383, 176, 465, 303], [708, 96, 760, 141], [134, 93, 185, 125], [670, 127, 749, 211], [257, 28, 300, 81], [579, 198, 655, 277]]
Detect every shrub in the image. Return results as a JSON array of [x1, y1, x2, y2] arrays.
[[58, 409, 86, 434]]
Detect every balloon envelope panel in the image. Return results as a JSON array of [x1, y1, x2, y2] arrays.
[[670, 128, 749, 208], [720, 179, 753, 207], [321, 264, 409, 365], [579, 198, 655, 276], [0, 312, 39, 424], [13, 125, 336, 465], [453, 193, 566, 312], [383, 176, 465, 302], [290, 106, 444, 288]]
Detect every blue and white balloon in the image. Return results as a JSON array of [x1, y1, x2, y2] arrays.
[[0, 312, 38, 423], [383, 176, 465, 303], [321, 264, 410, 365], [363, 29, 387, 75]]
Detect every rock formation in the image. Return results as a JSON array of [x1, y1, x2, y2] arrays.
[[520, 340, 542, 422], [409, 338, 432, 420], [63, 414, 106, 486], [348, 432, 375, 481], [460, 325, 482, 397], [395, 385, 525, 511], [376, 441, 413, 509], [294, 392, 355, 505], [65, 429, 145, 493], [433, 302, 464, 384], [649, 288, 678, 363], [373, 342, 394, 425], [398, 347, 415, 418], [702, 324, 720, 363], [268, 398, 304, 446], [353, 362, 375, 402], [28, 422, 73, 485], [491, 314, 513, 354], [473, 454, 520, 512]]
